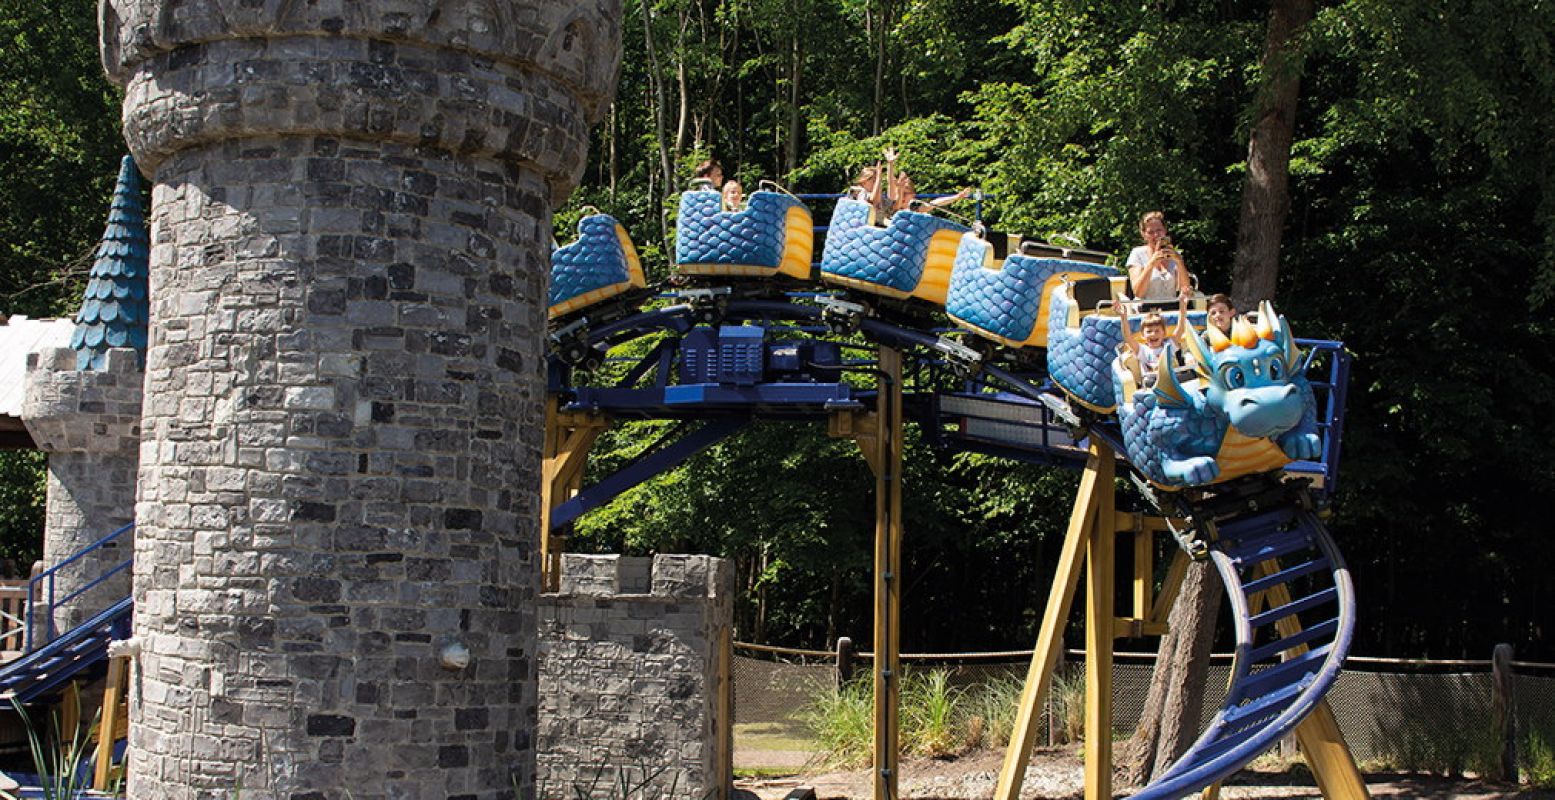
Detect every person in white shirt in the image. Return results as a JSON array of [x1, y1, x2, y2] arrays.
[[1126, 211, 1192, 303]]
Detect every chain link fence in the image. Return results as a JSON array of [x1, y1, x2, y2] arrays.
[[732, 643, 1555, 774]]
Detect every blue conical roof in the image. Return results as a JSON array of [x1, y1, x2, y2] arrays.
[[72, 156, 149, 371]]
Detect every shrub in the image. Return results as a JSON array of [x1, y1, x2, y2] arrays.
[[901, 668, 964, 757]]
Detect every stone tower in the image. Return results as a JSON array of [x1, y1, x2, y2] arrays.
[[97, 2, 621, 797], [22, 155, 148, 638]]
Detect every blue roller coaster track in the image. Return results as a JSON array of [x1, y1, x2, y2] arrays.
[[548, 190, 1359, 798]]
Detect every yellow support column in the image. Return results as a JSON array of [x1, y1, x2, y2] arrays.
[[1245, 560, 1371, 800], [868, 346, 905, 800], [95, 656, 130, 790], [540, 398, 607, 592], [995, 439, 1113, 800], [1084, 445, 1116, 800]]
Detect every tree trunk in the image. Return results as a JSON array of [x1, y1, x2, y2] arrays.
[[1119, 559, 1223, 786], [783, 6, 803, 177], [871, 0, 891, 134], [674, 0, 690, 155], [1230, 0, 1316, 309], [639, 0, 674, 244], [608, 102, 618, 203]]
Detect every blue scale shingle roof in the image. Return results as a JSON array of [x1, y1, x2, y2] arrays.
[[70, 156, 149, 371]]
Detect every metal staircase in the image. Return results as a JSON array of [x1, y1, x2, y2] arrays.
[[0, 524, 134, 706]]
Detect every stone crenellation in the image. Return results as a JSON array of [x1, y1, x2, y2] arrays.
[[22, 346, 143, 636], [103, 0, 621, 207], [537, 554, 734, 800], [23, 347, 144, 455]]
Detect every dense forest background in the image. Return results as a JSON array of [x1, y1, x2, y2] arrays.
[[2, 0, 1553, 659]]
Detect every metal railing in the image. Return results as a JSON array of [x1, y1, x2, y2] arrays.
[[26, 522, 134, 653]]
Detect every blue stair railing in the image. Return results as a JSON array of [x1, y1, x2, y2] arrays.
[[26, 523, 134, 653]]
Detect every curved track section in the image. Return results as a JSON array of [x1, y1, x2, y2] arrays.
[[978, 366, 1356, 799], [1135, 506, 1354, 799]]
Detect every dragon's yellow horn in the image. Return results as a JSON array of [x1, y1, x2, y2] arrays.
[[1232, 317, 1259, 349], [1206, 323, 1232, 352], [1256, 301, 1276, 341]]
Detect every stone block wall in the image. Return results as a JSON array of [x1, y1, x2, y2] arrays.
[[22, 346, 143, 636], [538, 554, 734, 800]]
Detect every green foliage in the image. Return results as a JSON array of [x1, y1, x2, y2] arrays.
[[0, 0, 124, 318], [1526, 726, 1555, 789], [1048, 667, 1087, 745], [1372, 719, 1501, 778], [0, 451, 46, 569], [901, 668, 964, 756], [562, 0, 1555, 662], [805, 666, 1082, 764], [2, 697, 109, 800], [1, 0, 1550, 663], [803, 675, 875, 767], [959, 672, 1023, 750]]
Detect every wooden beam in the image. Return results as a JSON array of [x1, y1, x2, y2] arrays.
[[995, 439, 1113, 800], [1134, 528, 1153, 622], [0, 417, 34, 451], [95, 656, 129, 791], [540, 400, 607, 592], [868, 347, 904, 800], [1085, 447, 1116, 800]]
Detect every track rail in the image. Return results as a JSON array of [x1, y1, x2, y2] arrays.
[[551, 291, 1356, 798], [1134, 506, 1354, 798]]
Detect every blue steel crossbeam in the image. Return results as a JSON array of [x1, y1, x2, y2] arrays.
[[549, 417, 750, 530]]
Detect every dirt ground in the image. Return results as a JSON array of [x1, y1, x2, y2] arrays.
[[733, 748, 1555, 799]]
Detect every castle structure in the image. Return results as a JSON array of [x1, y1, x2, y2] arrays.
[[90, 2, 624, 796], [22, 156, 148, 640]]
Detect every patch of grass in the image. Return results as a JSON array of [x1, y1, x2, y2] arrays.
[[734, 720, 818, 753], [1048, 667, 1086, 745], [2, 698, 111, 800], [733, 766, 801, 780], [1373, 723, 1500, 777], [902, 668, 964, 757], [960, 673, 1023, 749], [803, 676, 875, 767], [1525, 727, 1555, 788], [806, 667, 1065, 764]]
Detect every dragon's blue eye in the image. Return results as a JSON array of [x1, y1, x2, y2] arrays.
[[1222, 365, 1246, 388], [1269, 359, 1284, 381]]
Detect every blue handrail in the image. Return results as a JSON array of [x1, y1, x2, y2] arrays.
[[26, 523, 134, 653]]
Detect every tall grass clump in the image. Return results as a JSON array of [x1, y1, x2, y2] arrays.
[[1525, 726, 1555, 788], [2, 698, 109, 800], [1375, 723, 1500, 777], [804, 675, 875, 767], [1049, 667, 1087, 745], [901, 668, 964, 757], [808, 667, 1054, 763], [961, 673, 1023, 749]]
